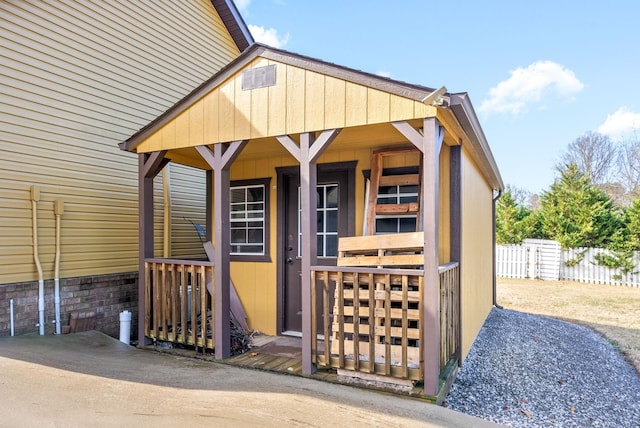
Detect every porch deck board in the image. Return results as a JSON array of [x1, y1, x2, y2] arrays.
[[143, 334, 450, 401]]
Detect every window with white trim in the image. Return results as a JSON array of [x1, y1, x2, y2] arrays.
[[230, 180, 269, 257], [298, 183, 339, 258]]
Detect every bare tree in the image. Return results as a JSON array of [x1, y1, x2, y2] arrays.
[[617, 137, 640, 198], [508, 185, 531, 207], [556, 131, 616, 185]]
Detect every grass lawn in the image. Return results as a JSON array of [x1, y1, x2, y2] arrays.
[[497, 278, 640, 375]]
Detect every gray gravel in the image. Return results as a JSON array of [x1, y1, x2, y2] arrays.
[[444, 308, 640, 427]]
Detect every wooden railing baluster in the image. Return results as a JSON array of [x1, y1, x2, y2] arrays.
[[143, 259, 213, 349]]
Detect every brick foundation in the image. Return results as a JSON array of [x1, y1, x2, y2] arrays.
[[0, 272, 138, 340]]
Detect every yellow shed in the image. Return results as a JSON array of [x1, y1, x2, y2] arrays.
[[121, 43, 504, 398]]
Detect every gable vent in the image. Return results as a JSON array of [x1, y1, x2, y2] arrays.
[[242, 64, 277, 90]]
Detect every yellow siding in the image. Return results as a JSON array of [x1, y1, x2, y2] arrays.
[[229, 155, 292, 335], [135, 62, 438, 153], [345, 83, 369, 127], [0, 0, 241, 283], [439, 145, 451, 264], [460, 147, 495, 360], [267, 61, 287, 136], [228, 145, 452, 336], [228, 148, 373, 335], [286, 65, 306, 135]]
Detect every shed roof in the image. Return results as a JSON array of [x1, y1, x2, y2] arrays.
[[121, 43, 503, 190]]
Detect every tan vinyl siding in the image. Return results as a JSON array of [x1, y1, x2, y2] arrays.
[[168, 164, 208, 258], [0, 0, 241, 283], [153, 164, 208, 259], [459, 147, 495, 360]]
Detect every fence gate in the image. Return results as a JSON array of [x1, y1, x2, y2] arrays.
[[523, 239, 561, 280]]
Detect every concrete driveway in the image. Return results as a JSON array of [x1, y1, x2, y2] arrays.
[[0, 332, 498, 427]]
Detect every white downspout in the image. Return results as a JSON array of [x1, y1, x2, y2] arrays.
[[10, 299, 15, 336], [54, 200, 64, 334], [30, 186, 45, 335]]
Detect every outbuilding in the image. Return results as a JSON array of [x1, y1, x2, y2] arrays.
[[120, 43, 504, 398]]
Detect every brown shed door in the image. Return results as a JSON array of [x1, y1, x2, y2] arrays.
[[282, 170, 349, 333]]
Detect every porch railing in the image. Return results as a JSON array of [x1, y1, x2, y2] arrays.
[[311, 262, 460, 381], [311, 266, 424, 380], [438, 262, 460, 369], [144, 258, 214, 349]]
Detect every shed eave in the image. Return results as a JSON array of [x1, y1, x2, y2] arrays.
[[449, 92, 504, 191]]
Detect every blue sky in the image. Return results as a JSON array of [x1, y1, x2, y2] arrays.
[[236, 0, 640, 195]]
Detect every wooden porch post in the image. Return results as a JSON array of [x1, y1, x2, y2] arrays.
[[392, 119, 443, 394], [299, 132, 318, 374], [422, 117, 444, 395], [195, 142, 247, 359], [213, 150, 231, 358], [276, 130, 340, 374], [138, 151, 168, 345]]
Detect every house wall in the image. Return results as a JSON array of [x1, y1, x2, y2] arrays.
[[459, 147, 495, 359], [154, 164, 208, 259], [0, 0, 241, 335], [0, 273, 137, 338]]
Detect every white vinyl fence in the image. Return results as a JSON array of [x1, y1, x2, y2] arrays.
[[496, 239, 640, 287]]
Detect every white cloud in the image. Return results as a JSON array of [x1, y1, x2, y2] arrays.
[[376, 71, 392, 78], [597, 107, 640, 140], [234, 0, 251, 13], [480, 60, 584, 116], [248, 24, 289, 48]]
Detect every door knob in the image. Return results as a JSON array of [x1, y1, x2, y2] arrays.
[[285, 257, 293, 264]]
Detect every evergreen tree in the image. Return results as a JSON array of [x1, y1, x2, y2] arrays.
[[496, 186, 543, 244], [626, 195, 640, 251], [539, 164, 622, 249]]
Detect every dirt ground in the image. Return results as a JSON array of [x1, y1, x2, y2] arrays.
[[497, 278, 640, 374], [0, 331, 499, 428]]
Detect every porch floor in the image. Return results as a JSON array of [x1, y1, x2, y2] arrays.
[[144, 334, 433, 399]]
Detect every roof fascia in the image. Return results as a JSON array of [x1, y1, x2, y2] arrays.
[[449, 93, 504, 190], [210, 0, 254, 51], [259, 47, 435, 102]]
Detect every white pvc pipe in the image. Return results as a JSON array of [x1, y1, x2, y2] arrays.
[[119, 310, 131, 345], [30, 186, 45, 335], [54, 278, 61, 334], [38, 279, 44, 335], [10, 299, 15, 336], [54, 200, 64, 335]]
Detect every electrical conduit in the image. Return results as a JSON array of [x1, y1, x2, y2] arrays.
[[54, 200, 64, 334], [30, 186, 45, 335]]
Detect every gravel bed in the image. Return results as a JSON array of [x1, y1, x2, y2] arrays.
[[444, 308, 640, 427]]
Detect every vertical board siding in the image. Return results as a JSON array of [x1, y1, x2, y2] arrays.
[[438, 145, 451, 264], [1, 0, 241, 283], [460, 148, 494, 360], [135, 62, 439, 153]]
